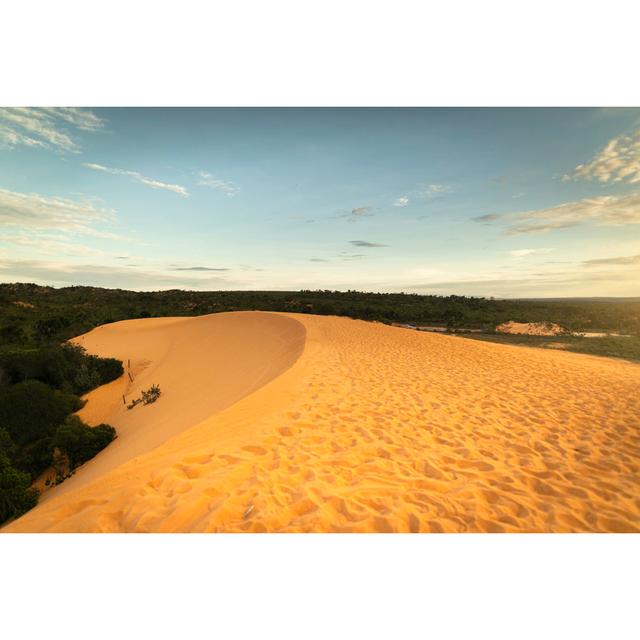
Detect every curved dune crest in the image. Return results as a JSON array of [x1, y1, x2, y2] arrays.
[[5, 313, 640, 533], [26, 312, 306, 503]]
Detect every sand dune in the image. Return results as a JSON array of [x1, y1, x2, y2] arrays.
[[5, 312, 640, 532]]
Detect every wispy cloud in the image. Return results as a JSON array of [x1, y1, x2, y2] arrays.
[[393, 196, 409, 208], [197, 171, 239, 196], [339, 252, 365, 261], [309, 258, 329, 262], [583, 254, 640, 267], [351, 206, 373, 216], [350, 240, 389, 248], [0, 107, 105, 152], [0, 233, 105, 257], [508, 248, 553, 258], [40, 108, 105, 132], [563, 129, 640, 184], [172, 266, 230, 271], [0, 187, 123, 238], [0, 258, 234, 291], [473, 192, 640, 235], [420, 183, 451, 198], [85, 163, 189, 197]]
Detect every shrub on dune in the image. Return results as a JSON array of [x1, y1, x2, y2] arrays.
[[53, 416, 116, 469]]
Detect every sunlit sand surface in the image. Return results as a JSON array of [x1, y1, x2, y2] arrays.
[[5, 312, 640, 532]]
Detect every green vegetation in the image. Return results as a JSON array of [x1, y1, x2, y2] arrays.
[[2, 283, 639, 342], [52, 416, 116, 469], [1, 283, 639, 361], [0, 452, 39, 524], [458, 333, 640, 362], [0, 291, 123, 525]]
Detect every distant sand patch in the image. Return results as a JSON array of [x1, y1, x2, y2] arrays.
[[496, 321, 565, 336]]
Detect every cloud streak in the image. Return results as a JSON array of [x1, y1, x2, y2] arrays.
[[473, 192, 640, 235], [0, 107, 105, 152], [197, 171, 239, 196], [85, 163, 189, 196], [349, 240, 389, 248], [351, 206, 373, 216], [583, 254, 640, 267], [563, 129, 640, 184], [0, 187, 123, 238], [508, 248, 553, 258], [172, 266, 230, 271]]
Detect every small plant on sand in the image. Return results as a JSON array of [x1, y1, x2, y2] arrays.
[[126, 384, 161, 410], [142, 384, 161, 405]]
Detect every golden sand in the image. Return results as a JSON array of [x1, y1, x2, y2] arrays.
[[4, 311, 640, 532]]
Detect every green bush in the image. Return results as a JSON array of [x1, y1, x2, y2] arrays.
[[53, 416, 116, 469], [0, 453, 39, 524]]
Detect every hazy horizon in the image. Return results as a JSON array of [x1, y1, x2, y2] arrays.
[[2, 107, 640, 297]]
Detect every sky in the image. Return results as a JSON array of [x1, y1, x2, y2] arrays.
[[1, 107, 639, 297]]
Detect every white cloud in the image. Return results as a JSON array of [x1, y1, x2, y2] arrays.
[[563, 129, 640, 184], [474, 191, 640, 235], [197, 171, 239, 196], [351, 206, 373, 216], [393, 196, 409, 207], [420, 183, 451, 197], [85, 163, 189, 197], [0, 187, 122, 239], [0, 107, 105, 152], [41, 107, 105, 132], [508, 248, 553, 258]]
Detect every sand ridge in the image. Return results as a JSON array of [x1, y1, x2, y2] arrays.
[[5, 313, 640, 532], [35, 311, 306, 502]]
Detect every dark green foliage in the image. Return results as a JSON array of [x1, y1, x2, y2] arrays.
[[0, 380, 80, 446], [0, 343, 123, 395], [53, 416, 116, 469], [0, 324, 26, 344], [0, 453, 39, 524], [1, 283, 638, 350], [14, 437, 54, 478], [91, 355, 124, 386], [0, 428, 16, 458]]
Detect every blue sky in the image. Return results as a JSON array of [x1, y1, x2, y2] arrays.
[[1, 107, 639, 296]]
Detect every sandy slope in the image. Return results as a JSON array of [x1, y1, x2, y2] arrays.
[[5, 312, 640, 532]]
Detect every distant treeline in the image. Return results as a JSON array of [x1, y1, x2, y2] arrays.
[[2, 283, 639, 348]]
